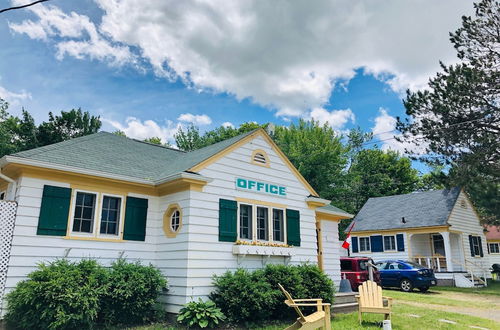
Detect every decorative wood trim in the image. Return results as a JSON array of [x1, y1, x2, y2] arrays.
[[235, 197, 286, 209], [163, 203, 183, 238], [250, 149, 270, 168], [188, 129, 319, 196]]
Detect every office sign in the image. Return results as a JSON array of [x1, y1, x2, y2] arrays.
[[235, 178, 286, 196]]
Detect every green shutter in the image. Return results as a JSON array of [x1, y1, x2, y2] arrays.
[[123, 196, 148, 241], [286, 209, 300, 246], [219, 199, 237, 242], [37, 185, 71, 236]]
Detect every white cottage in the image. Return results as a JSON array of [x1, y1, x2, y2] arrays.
[[0, 128, 352, 316], [485, 225, 500, 267], [348, 188, 491, 287]]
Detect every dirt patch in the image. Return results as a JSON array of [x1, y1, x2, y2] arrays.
[[432, 291, 500, 307], [398, 301, 500, 323]]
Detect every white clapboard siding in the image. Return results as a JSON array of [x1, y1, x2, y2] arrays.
[[447, 191, 490, 271], [184, 135, 320, 300], [321, 220, 341, 286], [3, 177, 161, 316], [350, 233, 409, 262]]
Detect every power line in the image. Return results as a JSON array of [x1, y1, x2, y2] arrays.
[[0, 0, 50, 14], [364, 117, 494, 147]]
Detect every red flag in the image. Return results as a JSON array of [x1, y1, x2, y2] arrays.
[[342, 222, 355, 250]]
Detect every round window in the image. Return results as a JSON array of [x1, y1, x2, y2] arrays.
[[170, 210, 181, 232]]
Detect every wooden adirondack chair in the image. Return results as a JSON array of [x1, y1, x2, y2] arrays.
[[356, 280, 392, 324], [278, 283, 331, 330]]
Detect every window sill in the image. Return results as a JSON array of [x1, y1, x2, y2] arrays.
[[232, 244, 296, 256], [64, 236, 124, 242]]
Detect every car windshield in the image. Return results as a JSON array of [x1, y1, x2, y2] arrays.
[[405, 261, 425, 269]]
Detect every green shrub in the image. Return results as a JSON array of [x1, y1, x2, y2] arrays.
[[177, 299, 226, 328], [5, 259, 107, 330], [210, 264, 335, 324], [99, 259, 168, 326], [210, 268, 276, 324]]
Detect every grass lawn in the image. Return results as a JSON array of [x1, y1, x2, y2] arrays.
[[432, 280, 500, 296], [131, 303, 499, 330]]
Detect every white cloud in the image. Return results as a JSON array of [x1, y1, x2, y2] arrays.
[[177, 113, 212, 125], [222, 122, 235, 128], [103, 117, 180, 144], [310, 108, 355, 131], [9, 0, 473, 117], [9, 3, 135, 66], [371, 108, 425, 154], [0, 84, 31, 106]]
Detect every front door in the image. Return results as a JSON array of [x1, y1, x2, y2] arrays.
[[432, 234, 445, 256]]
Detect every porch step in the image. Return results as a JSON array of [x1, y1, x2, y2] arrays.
[[332, 302, 358, 314], [333, 292, 358, 314]]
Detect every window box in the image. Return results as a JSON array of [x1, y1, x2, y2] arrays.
[[232, 244, 296, 257]]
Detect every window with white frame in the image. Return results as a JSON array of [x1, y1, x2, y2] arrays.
[[471, 236, 481, 256], [383, 235, 396, 251], [70, 190, 123, 238], [238, 203, 285, 243], [100, 196, 121, 235], [170, 209, 181, 233], [489, 243, 500, 254], [359, 237, 371, 252]]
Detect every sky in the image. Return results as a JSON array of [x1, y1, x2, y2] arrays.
[[0, 0, 474, 170]]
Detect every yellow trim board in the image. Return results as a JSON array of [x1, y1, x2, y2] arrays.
[[315, 211, 347, 222], [235, 197, 286, 209], [189, 128, 319, 197], [352, 226, 450, 236], [3, 163, 208, 197], [250, 149, 271, 168], [487, 239, 500, 243]]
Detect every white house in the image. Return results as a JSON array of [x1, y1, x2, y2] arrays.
[[348, 188, 491, 287], [0, 128, 352, 316], [485, 225, 500, 267]]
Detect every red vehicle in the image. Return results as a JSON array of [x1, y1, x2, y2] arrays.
[[340, 257, 381, 291]]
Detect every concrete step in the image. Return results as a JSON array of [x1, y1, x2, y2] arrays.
[[332, 302, 358, 314], [334, 292, 357, 305]]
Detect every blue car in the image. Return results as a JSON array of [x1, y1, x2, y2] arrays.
[[375, 260, 437, 292]]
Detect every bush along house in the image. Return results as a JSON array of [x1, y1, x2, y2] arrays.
[[0, 128, 352, 315], [347, 188, 490, 287]]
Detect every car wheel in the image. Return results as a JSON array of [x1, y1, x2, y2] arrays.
[[400, 279, 413, 292], [419, 286, 429, 293]]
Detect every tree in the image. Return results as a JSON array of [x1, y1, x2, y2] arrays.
[[0, 103, 102, 158], [37, 109, 101, 146], [273, 120, 348, 201], [397, 0, 499, 223], [174, 122, 265, 151]]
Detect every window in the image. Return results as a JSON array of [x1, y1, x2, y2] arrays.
[[359, 237, 371, 252], [460, 199, 467, 208], [0, 191, 5, 200], [489, 243, 500, 254], [70, 190, 125, 238], [340, 259, 353, 271], [237, 203, 286, 243], [388, 262, 406, 270], [163, 204, 183, 238], [72, 192, 97, 233], [251, 149, 270, 167], [273, 209, 284, 242], [257, 206, 269, 240], [471, 236, 481, 256], [100, 196, 121, 235], [170, 210, 181, 232], [383, 235, 396, 251]]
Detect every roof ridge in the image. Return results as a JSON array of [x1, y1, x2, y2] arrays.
[[367, 188, 458, 201], [185, 128, 259, 155], [131, 138, 186, 153]]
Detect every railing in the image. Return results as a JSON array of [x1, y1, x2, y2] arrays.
[[452, 258, 489, 287], [411, 256, 447, 272]]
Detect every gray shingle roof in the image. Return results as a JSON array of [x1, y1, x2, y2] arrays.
[[10, 130, 257, 182], [351, 188, 461, 232]]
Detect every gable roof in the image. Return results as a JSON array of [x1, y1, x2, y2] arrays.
[[485, 225, 500, 240], [351, 187, 462, 232], [7, 130, 257, 183]]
